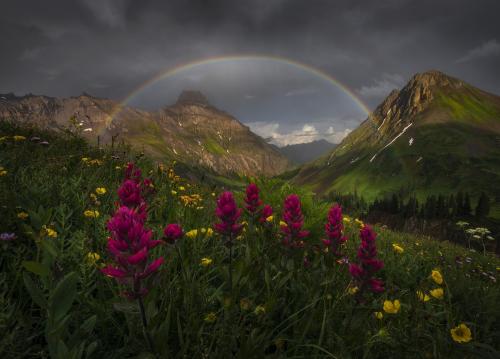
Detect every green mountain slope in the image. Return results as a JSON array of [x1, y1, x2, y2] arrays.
[[293, 71, 500, 212], [0, 91, 290, 177]]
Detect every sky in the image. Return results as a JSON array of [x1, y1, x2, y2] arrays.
[[1, 0, 499, 146]]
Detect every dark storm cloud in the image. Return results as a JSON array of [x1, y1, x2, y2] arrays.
[[1, 0, 499, 144]]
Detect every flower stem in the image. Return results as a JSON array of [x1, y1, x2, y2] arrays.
[[137, 296, 155, 354]]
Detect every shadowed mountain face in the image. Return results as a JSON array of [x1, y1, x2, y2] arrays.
[[293, 70, 500, 203], [279, 139, 337, 165], [0, 91, 290, 176]]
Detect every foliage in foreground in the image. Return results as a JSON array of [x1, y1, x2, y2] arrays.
[[1, 122, 500, 358]]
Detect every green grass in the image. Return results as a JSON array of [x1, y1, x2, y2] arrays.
[[204, 137, 226, 155], [1, 121, 499, 358], [436, 89, 500, 124]]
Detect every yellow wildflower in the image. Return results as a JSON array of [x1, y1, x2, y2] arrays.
[[17, 212, 29, 220], [355, 218, 364, 226], [115, 166, 121, 170], [204, 312, 217, 323], [185, 229, 198, 239], [383, 300, 401, 314], [431, 269, 443, 285], [450, 323, 472, 343], [179, 186, 185, 191], [43, 226, 57, 238], [86, 252, 100, 264], [13, 135, 26, 141], [348, 286, 359, 295], [240, 298, 252, 311], [374, 311, 384, 320], [95, 187, 107, 195], [416, 290, 430, 302], [211, 192, 216, 197], [171, 190, 177, 195], [81, 157, 90, 162], [205, 228, 213, 238], [0, 169, 7, 176], [84, 210, 100, 218], [200, 257, 213, 266], [430, 288, 444, 300], [392, 244, 404, 254], [342, 216, 351, 223], [279, 220, 287, 227], [266, 215, 274, 222], [254, 305, 266, 315]]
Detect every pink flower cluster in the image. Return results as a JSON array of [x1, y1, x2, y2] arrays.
[[322, 204, 347, 256], [281, 194, 309, 248], [349, 225, 384, 295], [102, 163, 177, 299], [244, 183, 262, 216], [214, 191, 243, 239]]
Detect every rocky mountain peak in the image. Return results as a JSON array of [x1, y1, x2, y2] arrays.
[[176, 90, 210, 106]]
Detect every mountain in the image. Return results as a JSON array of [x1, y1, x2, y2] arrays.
[[279, 139, 337, 165], [0, 91, 289, 176], [293, 70, 500, 205]]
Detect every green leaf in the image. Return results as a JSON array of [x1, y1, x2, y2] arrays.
[[23, 272, 47, 309], [85, 342, 98, 359], [49, 272, 78, 322], [40, 239, 59, 259], [80, 315, 97, 334], [23, 260, 49, 277]]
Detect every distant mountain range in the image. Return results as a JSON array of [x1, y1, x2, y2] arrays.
[[0, 90, 289, 176], [293, 70, 500, 205], [278, 139, 337, 165]]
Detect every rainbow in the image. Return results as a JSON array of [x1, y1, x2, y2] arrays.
[[110, 55, 371, 120]]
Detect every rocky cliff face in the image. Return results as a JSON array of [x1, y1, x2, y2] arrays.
[[293, 70, 500, 200], [0, 91, 290, 176]]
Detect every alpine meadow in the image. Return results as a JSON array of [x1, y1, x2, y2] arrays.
[[1, 1, 500, 358]]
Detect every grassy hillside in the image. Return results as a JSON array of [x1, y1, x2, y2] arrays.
[[1, 121, 499, 358]]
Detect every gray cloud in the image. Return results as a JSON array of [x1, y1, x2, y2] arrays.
[[0, 0, 499, 143], [456, 39, 500, 63]]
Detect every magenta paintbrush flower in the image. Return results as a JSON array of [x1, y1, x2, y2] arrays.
[[118, 179, 143, 208], [281, 194, 309, 248], [101, 206, 164, 299], [322, 204, 347, 256], [163, 223, 183, 245], [349, 225, 384, 297], [214, 191, 243, 239], [244, 183, 263, 216]]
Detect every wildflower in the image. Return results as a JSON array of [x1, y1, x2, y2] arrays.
[[84, 210, 100, 218], [95, 187, 107, 195], [86, 252, 101, 264], [211, 192, 216, 197], [43, 226, 57, 238], [392, 244, 404, 254], [322, 204, 347, 256], [450, 323, 472, 343], [185, 229, 198, 239], [343, 216, 351, 223], [349, 225, 384, 296], [281, 194, 309, 248], [374, 311, 384, 320], [171, 190, 177, 195], [81, 157, 90, 162], [244, 183, 262, 216], [430, 288, 444, 300], [163, 223, 183, 244], [205, 228, 214, 238], [118, 180, 144, 208], [240, 298, 252, 311], [258, 204, 273, 224], [214, 191, 243, 239], [0, 167, 7, 176], [200, 257, 213, 266], [383, 300, 401, 314], [101, 206, 164, 299], [416, 290, 430, 302], [0, 232, 16, 241], [355, 218, 364, 227], [431, 269, 443, 285], [13, 135, 26, 141], [254, 305, 266, 315], [179, 186, 185, 191], [204, 312, 217, 323], [17, 212, 29, 220], [348, 286, 359, 295], [265, 215, 273, 222], [279, 220, 287, 227]]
